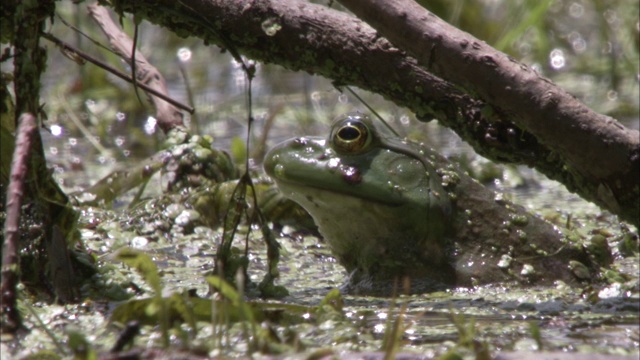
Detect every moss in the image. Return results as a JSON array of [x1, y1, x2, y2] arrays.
[[324, 58, 335, 71]]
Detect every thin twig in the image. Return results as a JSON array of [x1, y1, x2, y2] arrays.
[[58, 94, 111, 156], [23, 301, 68, 354], [178, 60, 200, 134], [130, 16, 144, 107], [40, 32, 194, 115], [55, 12, 115, 54], [1, 113, 38, 333]]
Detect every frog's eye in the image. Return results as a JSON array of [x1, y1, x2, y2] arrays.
[[331, 120, 371, 153]]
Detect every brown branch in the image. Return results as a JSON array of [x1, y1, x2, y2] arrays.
[[105, 0, 547, 162], [1, 113, 37, 333], [102, 0, 638, 226], [336, 0, 639, 225], [87, 3, 185, 133]]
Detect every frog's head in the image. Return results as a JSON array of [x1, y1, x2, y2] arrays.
[[264, 113, 454, 291], [265, 112, 443, 206]]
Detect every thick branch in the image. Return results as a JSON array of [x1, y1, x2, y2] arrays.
[[336, 0, 637, 178], [337, 0, 640, 225], [107, 0, 639, 226]]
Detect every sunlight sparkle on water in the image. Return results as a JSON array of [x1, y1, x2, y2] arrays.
[[51, 124, 63, 137], [131, 236, 149, 248], [177, 47, 192, 62], [549, 49, 566, 69], [598, 283, 622, 299], [345, 311, 353, 318], [145, 116, 157, 134]]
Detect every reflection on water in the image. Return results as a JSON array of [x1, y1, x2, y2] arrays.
[[18, 1, 639, 357]]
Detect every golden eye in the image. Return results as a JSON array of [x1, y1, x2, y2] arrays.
[[331, 119, 371, 153]]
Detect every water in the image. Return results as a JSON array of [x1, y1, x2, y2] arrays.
[[5, 1, 639, 358]]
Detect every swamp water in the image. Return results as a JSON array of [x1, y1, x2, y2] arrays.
[[5, 98, 638, 359], [3, 4, 639, 356]]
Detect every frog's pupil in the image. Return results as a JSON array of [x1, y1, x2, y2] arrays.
[[339, 126, 360, 141]]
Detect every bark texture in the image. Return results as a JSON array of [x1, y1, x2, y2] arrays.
[[337, 0, 639, 225], [106, 0, 639, 226], [10, 0, 79, 305], [1, 113, 36, 333]]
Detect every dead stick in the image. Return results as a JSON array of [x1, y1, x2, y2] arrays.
[[1, 113, 37, 333]]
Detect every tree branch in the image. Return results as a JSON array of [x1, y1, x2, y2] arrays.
[[337, 0, 639, 224], [88, 4, 185, 133], [106, 0, 639, 226]]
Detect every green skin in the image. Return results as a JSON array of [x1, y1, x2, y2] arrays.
[[264, 113, 600, 295]]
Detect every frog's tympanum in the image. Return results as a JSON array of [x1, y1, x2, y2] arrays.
[[264, 113, 602, 295]]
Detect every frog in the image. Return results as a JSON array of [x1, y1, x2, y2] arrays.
[[264, 113, 603, 295]]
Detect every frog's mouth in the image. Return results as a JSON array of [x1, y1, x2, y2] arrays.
[[273, 178, 404, 208], [268, 167, 407, 207], [264, 136, 413, 206]]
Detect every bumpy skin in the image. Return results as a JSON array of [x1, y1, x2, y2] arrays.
[[264, 113, 600, 295]]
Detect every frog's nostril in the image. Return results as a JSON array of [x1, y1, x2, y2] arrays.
[[293, 137, 309, 147]]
